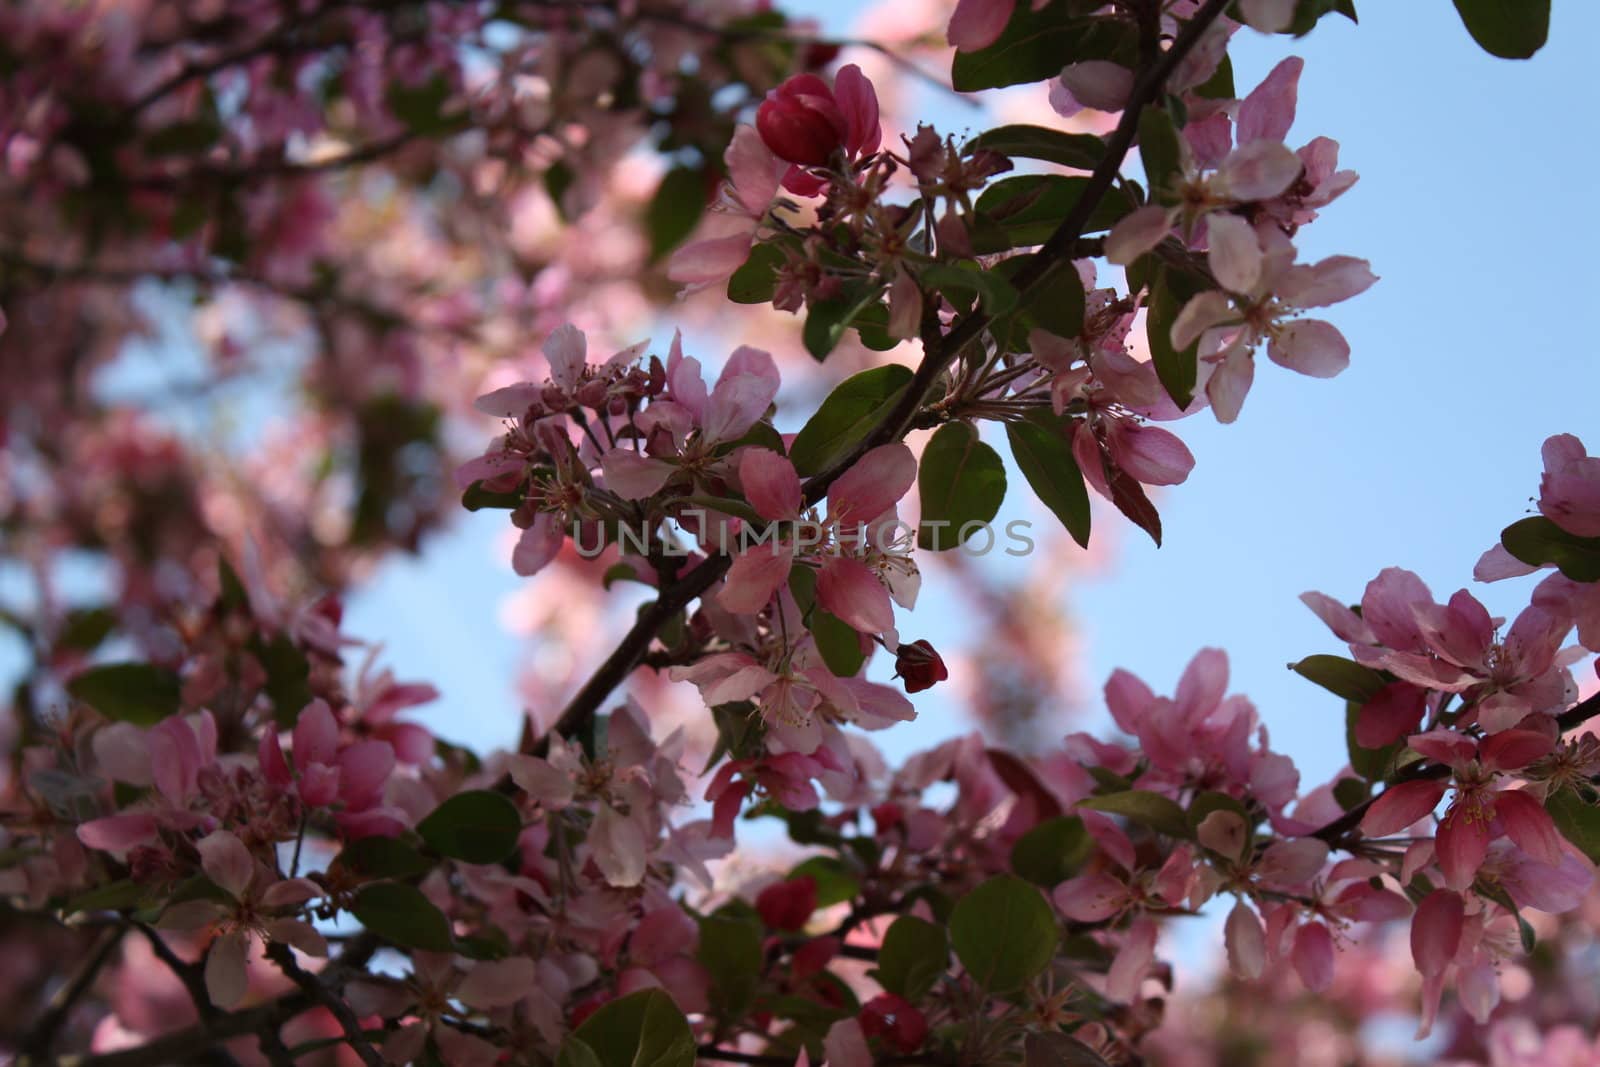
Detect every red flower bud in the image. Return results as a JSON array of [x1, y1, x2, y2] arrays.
[[755, 875, 818, 931], [894, 639, 948, 693], [756, 74, 846, 166], [859, 993, 929, 1053]]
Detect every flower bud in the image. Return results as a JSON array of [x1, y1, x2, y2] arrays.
[[893, 639, 948, 693], [756, 875, 818, 931], [859, 993, 929, 1053], [756, 74, 846, 166]]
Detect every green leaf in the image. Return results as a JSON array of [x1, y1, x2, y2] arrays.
[[1137, 108, 1183, 204], [917, 422, 1007, 551], [1019, 260, 1087, 339], [143, 118, 221, 157], [335, 837, 436, 880], [571, 989, 696, 1067], [1452, 0, 1549, 59], [1547, 787, 1600, 863], [696, 917, 764, 1021], [1005, 413, 1090, 548], [789, 856, 860, 908], [803, 285, 886, 361], [876, 915, 949, 1000], [58, 607, 117, 654], [255, 634, 313, 725], [966, 124, 1105, 170], [555, 1038, 604, 1067], [1187, 791, 1250, 836], [949, 875, 1058, 994], [1291, 655, 1388, 703], [811, 608, 866, 677], [462, 480, 524, 511], [1010, 815, 1093, 886], [789, 364, 915, 477], [1145, 266, 1202, 411], [66, 878, 150, 914], [386, 75, 465, 136], [1192, 53, 1236, 101], [350, 882, 455, 951], [919, 263, 1018, 317], [646, 165, 708, 261], [1500, 517, 1600, 582], [727, 242, 788, 305], [974, 175, 1137, 252], [66, 663, 180, 725], [1077, 790, 1190, 838], [952, 11, 1137, 92], [1024, 1032, 1114, 1067], [417, 790, 523, 864]]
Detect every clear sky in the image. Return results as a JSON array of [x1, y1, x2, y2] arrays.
[[343, 3, 1597, 795]]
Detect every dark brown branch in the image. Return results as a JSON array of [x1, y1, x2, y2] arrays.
[[19, 925, 126, 1060], [265, 942, 385, 1067], [537, 0, 1235, 749]]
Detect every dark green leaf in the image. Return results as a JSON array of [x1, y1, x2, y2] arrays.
[[255, 634, 313, 725], [556, 1038, 604, 1067], [949, 875, 1058, 993], [1547, 787, 1600, 863], [696, 917, 763, 1020], [967, 124, 1105, 170], [386, 76, 465, 136], [952, 11, 1137, 92], [811, 608, 866, 677], [350, 882, 455, 951], [646, 165, 708, 261], [1005, 412, 1090, 548], [1501, 517, 1600, 582], [1192, 53, 1235, 100], [462, 480, 524, 511], [1025, 1032, 1114, 1067], [1010, 815, 1093, 886], [143, 119, 221, 157], [974, 175, 1137, 252], [571, 989, 696, 1067], [58, 608, 117, 653], [66, 663, 180, 726], [803, 285, 886, 361], [1186, 791, 1250, 836], [1291, 655, 1388, 703], [1145, 266, 1201, 410], [919, 263, 1018, 317], [1452, 0, 1548, 59], [727, 242, 788, 305], [335, 837, 435, 880], [1078, 790, 1190, 838], [1137, 108, 1183, 204], [789, 856, 860, 908], [918, 422, 1007, 551], [789, 364, 915, 477], [418, 791, 523, 864], [876, 915, 949, 1000], [65, 878, 150, 914]]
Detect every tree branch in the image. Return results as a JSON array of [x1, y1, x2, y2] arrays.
[[265, 942, 385, 1067], [19, 925, 126, 1061]]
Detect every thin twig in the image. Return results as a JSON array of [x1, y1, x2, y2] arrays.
[[265, 942, 385, 1067]]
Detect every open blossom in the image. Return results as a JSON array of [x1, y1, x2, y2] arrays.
[[598, 335, 781, 502], [158, 830, 328, 1008], [1304, 568, 1578, 732], [667, 126, 784, 288], [259, 699, 406, 839], [1537, 432, 1600, 537], [1360, 726, 1567, 891], [718, 443, 918, 635]]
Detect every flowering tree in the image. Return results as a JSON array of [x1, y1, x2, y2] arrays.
[[2, 1, 1595, 1065]]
